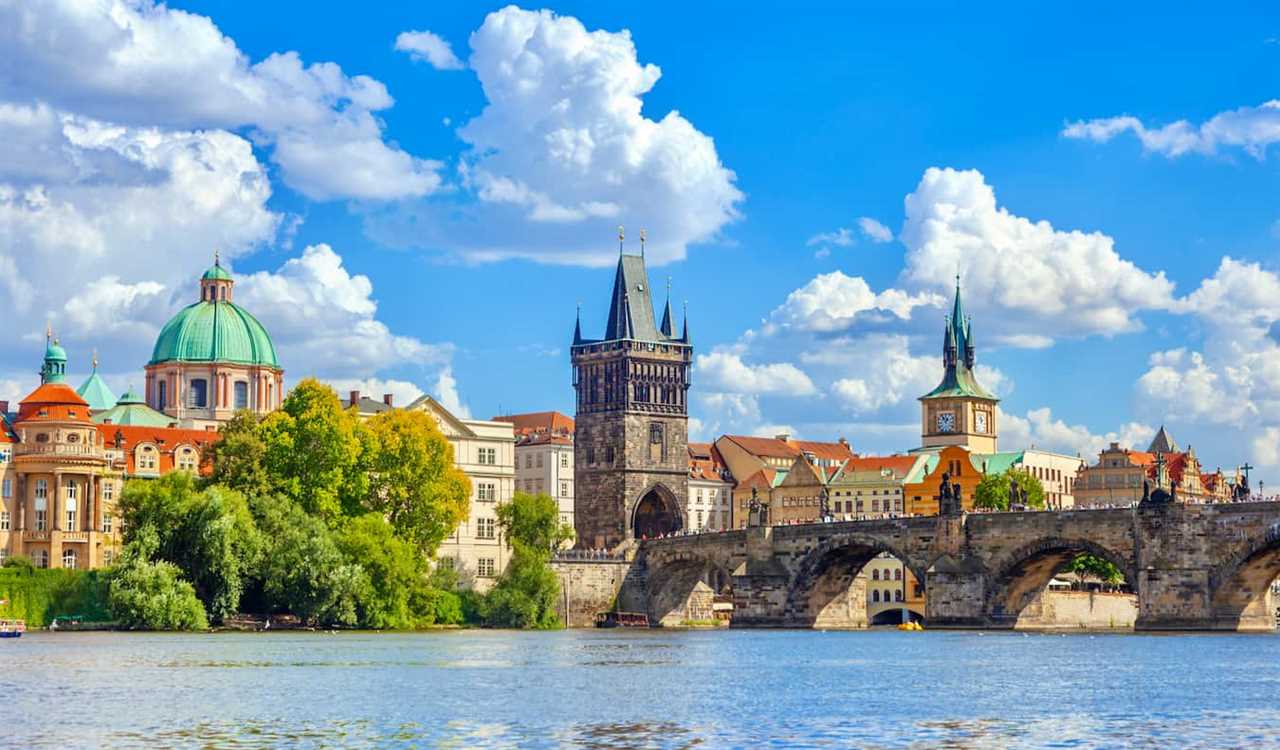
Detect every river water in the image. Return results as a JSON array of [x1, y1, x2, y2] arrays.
[[3, 629, 1279, 748]]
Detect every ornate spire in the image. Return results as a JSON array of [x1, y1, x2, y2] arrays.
[[681, 300, 690, 344], [659, 275, 675, 337], [963, 315, 975, 369], [573, 303, 584, 346], [943, 315, 956, 368]]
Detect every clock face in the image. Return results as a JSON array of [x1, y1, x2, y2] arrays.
[[936, 412, 956, 433], [975, 411, 988, 434]]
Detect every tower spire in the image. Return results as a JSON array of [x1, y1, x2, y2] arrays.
[[681, 300, 690, 343], [573, 302, 584, 345], [659, 275, 675, 337]]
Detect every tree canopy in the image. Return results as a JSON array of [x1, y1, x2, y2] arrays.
[[481, 491, 571, 629], [973, 468, 1045, 511]]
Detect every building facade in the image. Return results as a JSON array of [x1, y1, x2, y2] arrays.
[[409, 396, 516, 591], [146, 260, 284, 428], [714, 433, 853, 528], [571, 248, 692, 549], [495, 411, 576, 532], [687, 443, 732, 532], [1074, 428, 1238, 508]]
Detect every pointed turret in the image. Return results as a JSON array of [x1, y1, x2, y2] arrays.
[[950, 275, 967, 354], [964, 316, 975, 369], [573, 305, 585, 346], [659, 277, 675, 338], [40, 327, 67, 385], [681, 302, 690, 344], [1148, 426, 1178, 454], [77, 351, 117, 411], [943, 315, 957, 368], [602, 253, 662, 341]]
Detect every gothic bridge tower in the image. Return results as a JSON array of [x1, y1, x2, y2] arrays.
[[572, 232, 691, 550]]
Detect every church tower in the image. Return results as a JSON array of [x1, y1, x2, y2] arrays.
[[572, 231, 692, 550], [919, 278, 999, 453]]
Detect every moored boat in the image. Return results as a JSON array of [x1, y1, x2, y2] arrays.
[[594, 611, 650, 628], [0, 619, 26, 638]]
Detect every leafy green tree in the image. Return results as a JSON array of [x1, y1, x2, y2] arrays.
[[496, 492, 575, 553], [481, 492, 570, 629], [254, 495, 366, 626], [108, 530, 208, 631], [334, 514, 435, 629], [1068, 554, 1126, 588], [363, 409, 471, 552], [117, 474, 261, 622], [973, 468, 1045, 511], [260, 378, 367, 521], [205, 410, 272, 498]]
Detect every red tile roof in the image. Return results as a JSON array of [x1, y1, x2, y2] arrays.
[[738, 468, 777, 490], [721, 435, 853, 461], [97, 424, 220, 476], [15, 382, 92, 423], [839, 454, 921, 478], [688, 442, 729, 481], [493, 411, 575, 436]]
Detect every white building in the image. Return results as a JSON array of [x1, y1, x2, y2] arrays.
[[408, 396, 515, 592], [687, 443, 733, 531], [494, 412, 575, 534]]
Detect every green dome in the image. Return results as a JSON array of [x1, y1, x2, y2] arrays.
[[150, 301, 279, 367], [202, 263, 233, 281], [45, 340, 66, 361]]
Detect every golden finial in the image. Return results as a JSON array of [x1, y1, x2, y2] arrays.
[[45, 321, 52, 342], [618, 224, 625, 255], [92, 348, 99, 370]]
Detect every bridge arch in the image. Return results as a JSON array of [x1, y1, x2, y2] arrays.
[[1208, 521, 1280, 631], [643, 549, 735, 627], [784, 535, 927, 629], [985, 537, 1134, 627], [631, 482, 684, 541]]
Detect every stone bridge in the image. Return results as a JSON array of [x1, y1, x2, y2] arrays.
[[622, 501, 1280, 631]]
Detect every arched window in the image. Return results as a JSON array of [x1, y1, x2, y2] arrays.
[[157, 380, 167, 410], [62, 548, 76, 570], [872, 590, 880, 602], [189, 378, 208, 408], [895, 590, 903, 602], [872, 569, 880, 580], [234, 381, 249, 409], [894, 569, 902, 581]]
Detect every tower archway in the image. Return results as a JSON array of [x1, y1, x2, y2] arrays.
[[632, 485, 683, 540]]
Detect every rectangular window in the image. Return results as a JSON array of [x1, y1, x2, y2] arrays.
[[234, 381, 249, 409], [477, 558, 496, 577], [536, 453, 543, 468], [476, 518, 496, 540], [35, 510, 46, 532], [1, 479, 9, 498], [560, 453, 569, 469], [0, 511, 8, 531], [525, 454, 533, 469], [587, 447, 595, 465], [103, 514, 113, 534], [103, 481, 114, 502], [189, 378, 208, 408], [477, 483, 496, 501], [0, 549, 7, 564], [478, 448, 496, 465], [65, 506, 76, 531], [35, 479, 47, 501], [103, 549, 114, 566], [560, 481, 569, 498], [606, 446, 615, 464]]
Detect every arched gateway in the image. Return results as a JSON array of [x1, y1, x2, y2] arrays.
[[633, 486, 683, 539]]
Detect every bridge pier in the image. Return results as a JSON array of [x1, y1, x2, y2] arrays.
[[923, 560, 990, 628]]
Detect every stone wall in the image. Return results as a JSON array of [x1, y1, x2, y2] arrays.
[[551, 559, 634, 628], [1015, 591, 1137, 630]]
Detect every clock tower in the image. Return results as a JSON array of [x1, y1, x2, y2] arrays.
[[919, 278, 998, 453]]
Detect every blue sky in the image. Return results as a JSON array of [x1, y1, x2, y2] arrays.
[[2, 2, 1280, 481]]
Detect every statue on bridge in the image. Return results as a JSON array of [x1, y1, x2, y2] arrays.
[[1009, 474, 1027, 511], [939, 471, 962, 516], [748, 487, 768, 527]]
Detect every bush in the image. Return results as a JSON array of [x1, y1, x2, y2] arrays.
[[108, 557, 208, 631], [0, 565, 111, 628]]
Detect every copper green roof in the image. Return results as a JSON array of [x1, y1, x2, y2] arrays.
[[973, 451, 1024, 476], [92, 388, 173, 427], [921, 362, 998, 400], [202, 263, 233, 281], [76, 370, 117, 411], [150, 300, 279, 367]]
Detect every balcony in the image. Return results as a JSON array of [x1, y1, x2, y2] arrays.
[[61, 531, 90, 543], [15, 444, 105, 458], [22, 530, 49, 542]]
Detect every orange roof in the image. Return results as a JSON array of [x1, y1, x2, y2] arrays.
[[738, 468, 777, 490], [688, 442, 729, 481], [15, 382, 92, 423], [721, 434, 853, 462], [839, 454, 921, 477], [493, 411, 575, 435], [97, 424, 220, 476]]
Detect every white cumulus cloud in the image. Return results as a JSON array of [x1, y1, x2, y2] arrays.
[[858, 216, 893, 242], [695, 351, 817, 396], [367, 6, 743, 266], [0, 0, 440, 201], [395, 30, 464, 70], [1063, 100, 1280, 159], [1000, 407, 1154, 458]]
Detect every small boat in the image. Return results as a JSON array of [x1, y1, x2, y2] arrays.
[[594, 611, 650, 628], [0, 619, 26, 638], [897, 621, 924, 631]]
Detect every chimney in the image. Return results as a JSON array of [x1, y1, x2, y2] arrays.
[[383, 393, 394, 407], [349, 390, 361, 406], [838, 437, 849, 447], [775, 433, 791, 443]]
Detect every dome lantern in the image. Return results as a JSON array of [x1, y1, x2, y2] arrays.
[[200, 250, 234, 303]]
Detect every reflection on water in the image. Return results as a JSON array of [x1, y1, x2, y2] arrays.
[[3, 629, 1280, 748]]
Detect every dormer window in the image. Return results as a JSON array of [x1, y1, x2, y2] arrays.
[[35, 433, 49, 443]]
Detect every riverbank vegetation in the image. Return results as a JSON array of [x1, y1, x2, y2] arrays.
[[0, 558, 111, 627], [93, 379, 571, 631]]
